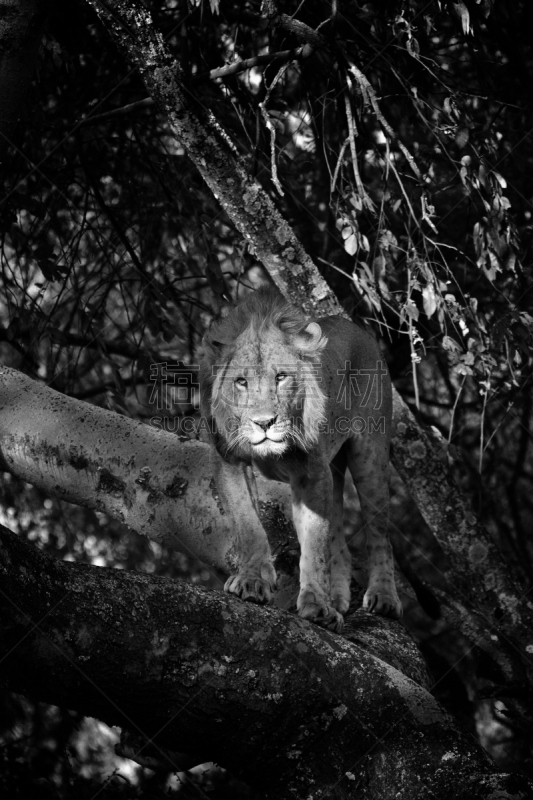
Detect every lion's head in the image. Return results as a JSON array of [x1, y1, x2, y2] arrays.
[[200, 287, 327, 459]]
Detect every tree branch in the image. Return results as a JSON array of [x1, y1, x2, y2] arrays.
[[0, 365, 281, 575], [0, 524, 530, 799], [79, 47, 314, 127]]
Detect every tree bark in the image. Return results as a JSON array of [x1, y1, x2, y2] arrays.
[[0, 0, 46, 163], [0, 524, 531, 799], [0, 364, 248, 570], [82, 0, 533, 672]]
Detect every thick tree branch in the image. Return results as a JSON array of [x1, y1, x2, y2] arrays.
[[0, 365, 289, 576], [0, 525, 530, 799]]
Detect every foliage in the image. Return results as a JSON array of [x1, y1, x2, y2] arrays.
[[1, 1, 532, 473]]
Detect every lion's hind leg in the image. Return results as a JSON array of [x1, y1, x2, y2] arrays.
[[330, 449, 351, 614], [346, 439, 402, 619]]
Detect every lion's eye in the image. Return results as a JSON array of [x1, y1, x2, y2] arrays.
[[235, 377, 247, 388], [276, 373, 288, 383]]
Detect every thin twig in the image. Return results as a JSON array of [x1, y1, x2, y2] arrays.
[[205, 45, 310, 81], [385, 139, 420, 229], [448, 374, 467, 444], [330, 136, 349, 194], [348, 62, 421, 180], [479, 373, 491, 474], [343, 89, 374, 210], [259, 63, 291, 196]]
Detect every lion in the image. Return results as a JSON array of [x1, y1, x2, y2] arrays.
[[200, 285, 401, 632]]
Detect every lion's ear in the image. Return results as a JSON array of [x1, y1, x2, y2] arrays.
[[294, 321, 326, 353], [304, 322, 322, 345]]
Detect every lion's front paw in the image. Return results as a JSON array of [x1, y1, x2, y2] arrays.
[[363, 586, 402, 619], [225, 570, 276, 605], [297, 590, 344, 633], [331, 585, 351, 615]]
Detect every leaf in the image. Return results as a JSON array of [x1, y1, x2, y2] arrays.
[[456, 363, 473, 376], [451, 2, 471, 34], [442, 335, 462, 353], [482, 250, 500, 282], [407, 37, 420, 57], [478, 161, 489, 191], [519, 312, 533, 330], [493, 171, 507, 189], [422, 285, 438, 318], [455, 127, 470, 149], [478, 0, 494, 17], [379, 229, 398, 250], [403, 301, 419, 321], [344, 234, 358, 256]]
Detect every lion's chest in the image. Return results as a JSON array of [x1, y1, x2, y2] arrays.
[[252, 457, 292, 484]]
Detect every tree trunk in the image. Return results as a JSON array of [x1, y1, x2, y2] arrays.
[[0, 524, 531, 799]]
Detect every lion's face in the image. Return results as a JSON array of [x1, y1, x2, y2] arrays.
[[201, 289, 327, 461], [218, 332, 309, 458]]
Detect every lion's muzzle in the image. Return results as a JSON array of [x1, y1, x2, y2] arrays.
[[245, 415, 290, 455]]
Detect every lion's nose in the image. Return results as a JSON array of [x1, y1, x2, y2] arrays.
[[252, 415, 278, 431]]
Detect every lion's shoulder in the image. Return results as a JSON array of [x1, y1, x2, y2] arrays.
[[317, 316, 382, 361]]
